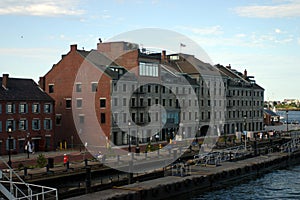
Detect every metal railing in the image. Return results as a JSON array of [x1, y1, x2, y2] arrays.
[[0, 156, 58, 200]]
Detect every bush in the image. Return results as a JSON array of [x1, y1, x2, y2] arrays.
[[36, 154, 47, 168]]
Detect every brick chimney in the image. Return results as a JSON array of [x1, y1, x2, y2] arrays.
[[70, 44, 77, 51], [39, 76, 45, 90], [244, 69, 247, 78], [161, 50, 166, 61], [2, 74, 9, 88]]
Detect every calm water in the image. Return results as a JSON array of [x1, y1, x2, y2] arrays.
[[277, 110, 300, 123], [191, 165, 300, 200]]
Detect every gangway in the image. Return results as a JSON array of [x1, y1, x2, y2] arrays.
[[193, 145, 251, 166], [0, 157, 58, 200], [281, 137, 300, 153]]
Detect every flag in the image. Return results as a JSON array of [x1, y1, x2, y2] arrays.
[[180, 43, 186, 47]]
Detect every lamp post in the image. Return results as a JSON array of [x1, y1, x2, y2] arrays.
[[128, 121, 131, 153], [243, 115, 247, 151], [7, 126, 12, 168], [26, 132, 31, 159], [286, 110, 289, 134]]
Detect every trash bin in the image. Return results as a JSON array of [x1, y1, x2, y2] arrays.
[[48, 158, 54, 168], [135, 147, 140, 154]]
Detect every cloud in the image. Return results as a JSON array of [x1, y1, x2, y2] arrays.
[[178, 25, 223, 35], [275, 29, 282, 33], [234, 0, 300, 18], [0, 0, 84, 16]]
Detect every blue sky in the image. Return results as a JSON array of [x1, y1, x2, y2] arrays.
[[0, 0, 300, 101]]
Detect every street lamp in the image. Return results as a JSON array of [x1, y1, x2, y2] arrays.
[[7, 126, 12, 168], [243, 115, 247, 151], [128, 121, 131, 153], [286, 110, 289, 133]]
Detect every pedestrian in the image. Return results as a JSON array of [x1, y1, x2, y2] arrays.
[[63, 154, 68, 166], [31, 142, 35, 154]]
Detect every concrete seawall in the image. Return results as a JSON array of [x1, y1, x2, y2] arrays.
[[69, 151, 300, 200]]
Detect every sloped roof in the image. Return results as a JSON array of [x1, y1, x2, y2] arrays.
[[0, 77, 54, 101], [264, 109, 279, 116]]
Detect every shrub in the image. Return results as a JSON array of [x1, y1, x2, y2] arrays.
[[36, 154, 47, 168]]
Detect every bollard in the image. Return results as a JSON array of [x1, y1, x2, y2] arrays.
[[117, 155, 120, 164], [84, 159, 88, 167], [128, 161, 133, 184], [179, 146, 182, 155], [85, 167, 91, 193], [157, 149, 160, 157], [131, 152, 134, 160], [145, 152, 148, 159], [24, 167, 28, 176]]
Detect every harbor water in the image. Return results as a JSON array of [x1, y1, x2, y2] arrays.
[[191, 165, 300, 200]]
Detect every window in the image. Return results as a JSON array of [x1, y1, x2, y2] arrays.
[[44, 119, 52, 130], [140, 98, 144, 107], [76, 83, 82, 92], [32, 103, 40, 113], [55, 114, 62, 126], [123, 84, 126, 92], [91, 82, 98, 92], [100, 113, 106, 123], [113, 113, 118, 124], [123, 113, 127, 123], [6, 119, 15, 131], [6, 103, 14, 114], [169, 99, 172, 107], [162, 99, 166, 106], [79, 115, 85, 124], [148, 99, 151, 106], [19, 103, 28, 113], [148, 85, 151, 93], [123, 98, 127, 106], [76, 99, 82, 108], [113, 98, 118, 106], [131, 113, 136, 123], [44, 103, 52, 113], [49, 84, 54, 93], [32, 119, 40, 130], [19, 119, 27, 130], [140, 113, 144, 123], [139, 62, 159, 77], [66, 99, 71, 109], [100, 98, 106, 108], [155, 85, 159, 93], [131, 98, 136, 107]]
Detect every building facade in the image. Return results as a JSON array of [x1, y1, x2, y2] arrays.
[[0, 74, 55, 155], [41, 41, 265, 150]]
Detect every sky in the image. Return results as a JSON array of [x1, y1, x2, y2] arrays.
[[0, 0, 300, 101]]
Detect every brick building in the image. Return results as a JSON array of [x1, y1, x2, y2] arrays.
[[0, 74, 55, 155], [40, 41, 265, 151]]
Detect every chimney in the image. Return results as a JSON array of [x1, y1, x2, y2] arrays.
[[226, 64, 231, 69], [161, 50, 166, 61], [244, 69, 247, 78], [2, 74, 9, 88], [39, 76, 45, 90], [70, 44, 77, 51]]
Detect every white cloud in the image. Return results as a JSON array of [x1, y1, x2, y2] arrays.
[[234, 0, 300, 18], [275, 29, 282, 33], [0, 0, 84, 16], [179, 25, 223, 35]]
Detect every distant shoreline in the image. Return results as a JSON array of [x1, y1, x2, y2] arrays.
[[276, 108, 300, 111]]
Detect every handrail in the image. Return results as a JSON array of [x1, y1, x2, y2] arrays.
[[0, 156, 58, 200]]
